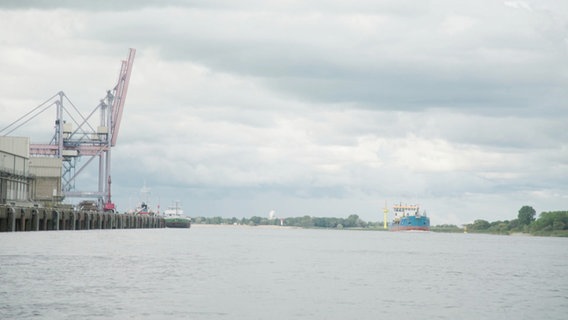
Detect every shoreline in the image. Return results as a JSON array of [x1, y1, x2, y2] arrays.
[[192, 223, 299, 229]]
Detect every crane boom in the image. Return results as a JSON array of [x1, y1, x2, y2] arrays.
[[111, 48, 136, 147]]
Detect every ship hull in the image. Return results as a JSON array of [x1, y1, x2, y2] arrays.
[[165, 218, 191, 228], [390, 215, 430, 232], [389, 225, 430, 231]]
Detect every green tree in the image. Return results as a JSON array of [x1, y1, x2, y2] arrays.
[[344, 214, 362, 228], [518, 206, 536, 226], [531, 211, 568, 232], [300, 215, 314, 228], [249, 216, 262, 225], [469, 219, 490, 231]]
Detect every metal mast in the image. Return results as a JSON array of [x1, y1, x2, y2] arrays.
[[383, 201, 389, 229], [0, 49, 136, 211]]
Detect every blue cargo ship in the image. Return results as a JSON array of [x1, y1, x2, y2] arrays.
[[390, 203, 430, 231]]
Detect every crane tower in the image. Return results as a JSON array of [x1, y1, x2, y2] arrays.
[[0, 49, 136, 211]]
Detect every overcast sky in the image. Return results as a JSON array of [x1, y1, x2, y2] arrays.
[[1, 0, 567, 225]]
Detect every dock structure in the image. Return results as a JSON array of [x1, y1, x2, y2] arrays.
[[0, 205, 165, 232], [1, 135, 166, 232]]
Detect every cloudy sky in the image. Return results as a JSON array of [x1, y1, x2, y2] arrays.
[[1, 0, 567, 225]]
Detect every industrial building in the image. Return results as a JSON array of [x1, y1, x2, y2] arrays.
[[0, 136, 62, 206]]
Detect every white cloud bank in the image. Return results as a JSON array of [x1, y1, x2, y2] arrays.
[[1, 0, 567, 224]]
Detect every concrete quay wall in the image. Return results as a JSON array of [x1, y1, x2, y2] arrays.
[[0, 205, 165, 232]]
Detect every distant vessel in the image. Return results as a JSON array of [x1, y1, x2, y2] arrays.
[[131, 183, 156, 215], [163, 201, 191, 228], [135, 202, 154, 215], [390, 203, 430, 231]]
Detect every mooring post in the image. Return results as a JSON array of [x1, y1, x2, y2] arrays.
[[31, 209, 39, 231], [19, 208, 26, 232], [85, 212, 90, 230], [70, 211, 76, 230], [52, 210, 59, 231], [40, 209, 48, 231], [7, 207, 16, 232]]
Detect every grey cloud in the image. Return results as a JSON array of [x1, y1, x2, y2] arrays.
[[2, 0, 567, 224], [0, 0, 432, 15], [0, 0, 193, 11], [74, 2, 567, 116]]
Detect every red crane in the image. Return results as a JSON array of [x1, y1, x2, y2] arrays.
[[103, 48, 136, 211]]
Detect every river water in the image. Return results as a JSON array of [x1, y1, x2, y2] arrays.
[[0, 225, 566, 319]]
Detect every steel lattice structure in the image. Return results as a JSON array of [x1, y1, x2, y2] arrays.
[[0, 49, 136, 210]]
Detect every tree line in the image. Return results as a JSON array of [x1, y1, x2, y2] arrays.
[[192, 214, 384, 229], [192, 206, 568, 237], [465, 206, 568, 236]]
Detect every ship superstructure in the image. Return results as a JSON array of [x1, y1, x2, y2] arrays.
[[390, 203, 430, 231]]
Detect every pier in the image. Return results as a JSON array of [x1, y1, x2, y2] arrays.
[[0, 205, 165, 232]]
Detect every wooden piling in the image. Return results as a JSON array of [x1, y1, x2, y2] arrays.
[[0, 205, 165, 232]]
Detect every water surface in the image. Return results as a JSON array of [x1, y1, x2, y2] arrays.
[[1, 226, 566, 319]]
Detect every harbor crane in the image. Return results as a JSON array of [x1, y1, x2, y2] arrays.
[[0, 49, 136, 211]]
